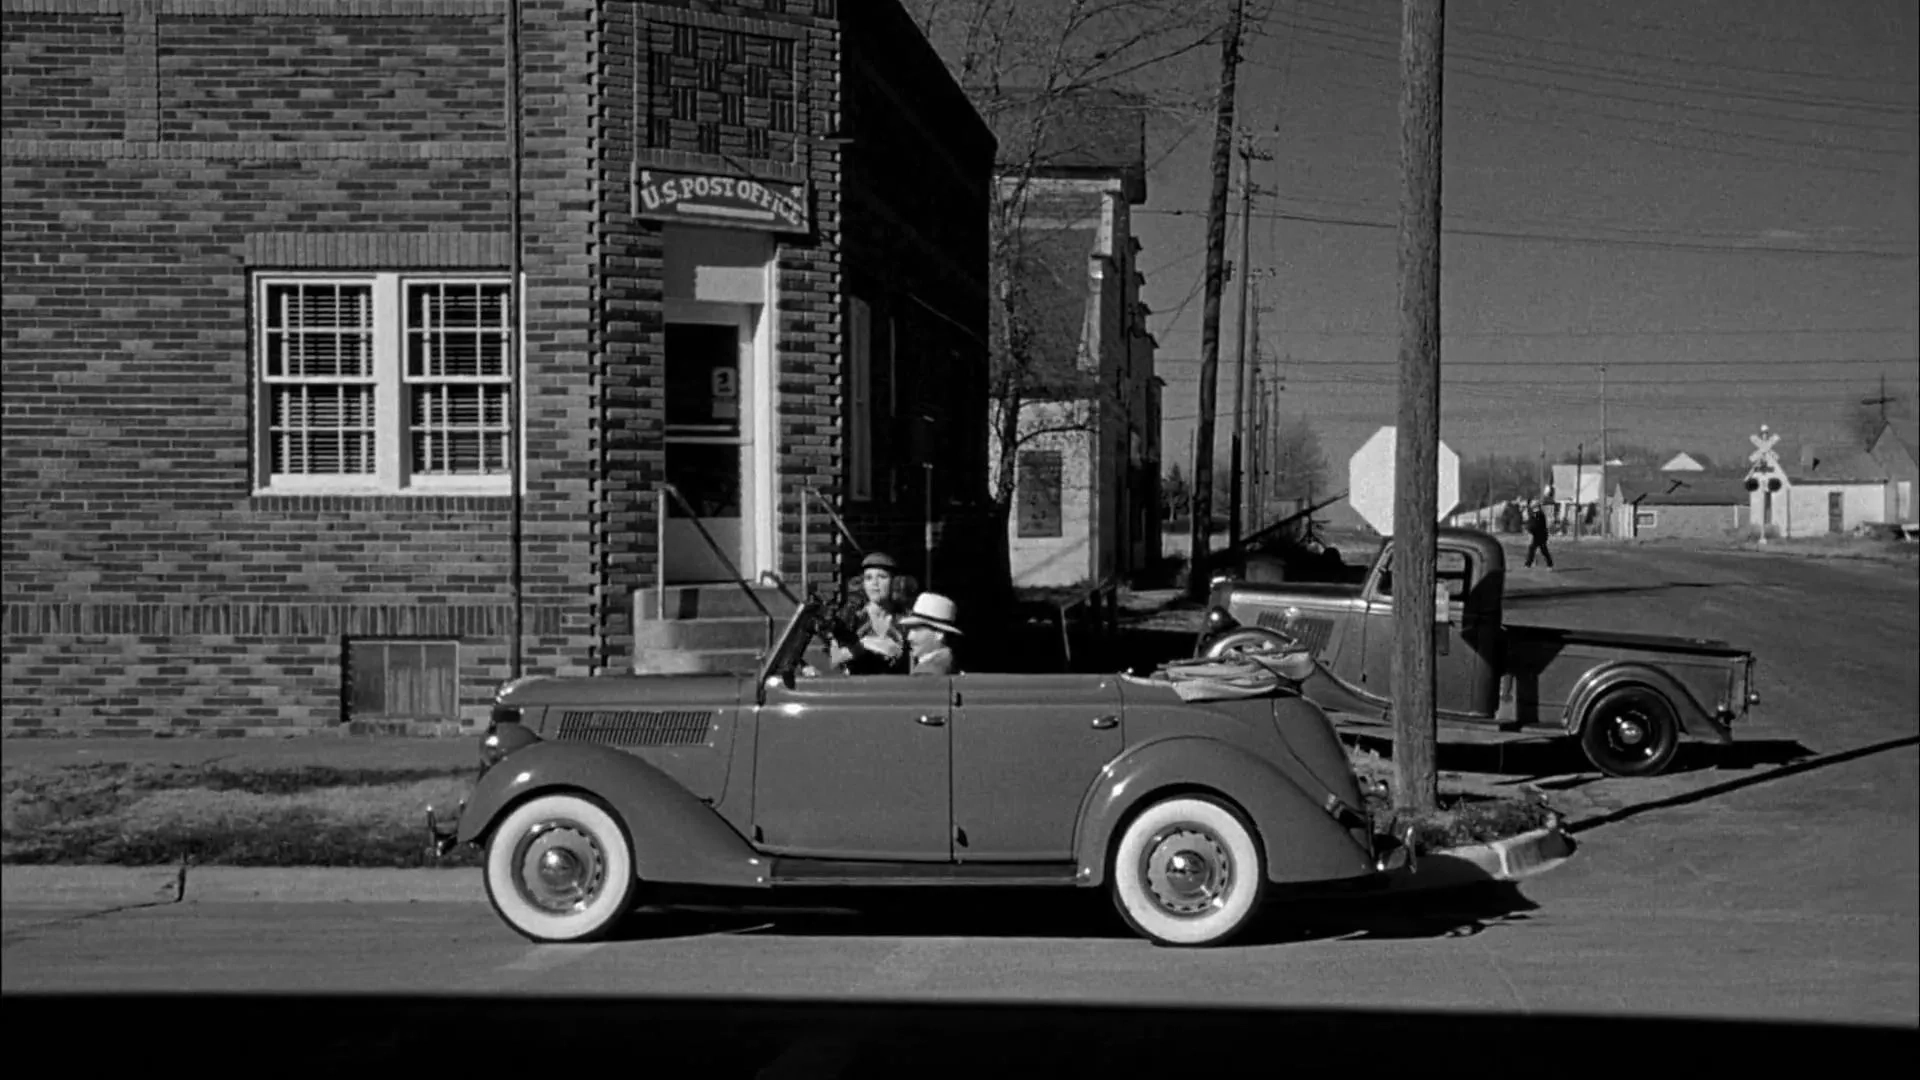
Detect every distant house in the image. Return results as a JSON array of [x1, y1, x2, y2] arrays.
[[1548, 463, 1606, 528], [1611, 470, 1749, 540], [1748, 440, 1893, 537], [1660, 452, 1707, 473], [1866, 424, 1918, 525], [988, 89, 1162, 588]]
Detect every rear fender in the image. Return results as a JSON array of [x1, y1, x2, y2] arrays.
[[1072, 736, 1375, 888], [1564, 663, 1728, 744], [456, 740, 770, 888]]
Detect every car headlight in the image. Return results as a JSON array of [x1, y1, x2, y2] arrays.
[[480, 708, 538, 773], [1204, 607, 1238, 633]]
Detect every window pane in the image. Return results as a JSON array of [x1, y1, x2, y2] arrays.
[[348, 641, 387, 716], [410, 385, 508, 476], [345, 640, 459, 721], [269, 385, 376, 476]]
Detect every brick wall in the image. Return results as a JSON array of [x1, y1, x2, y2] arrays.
[[1, 0, 992, 734], [0, 0, 597, 736]]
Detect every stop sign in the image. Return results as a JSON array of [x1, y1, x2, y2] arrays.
[[1348, 425, 1460, 537]]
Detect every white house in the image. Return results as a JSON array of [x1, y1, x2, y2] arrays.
[[987, 90, 1161, 588], [1747, 441, 1893, 537], [1660, 452, 1707, 472]]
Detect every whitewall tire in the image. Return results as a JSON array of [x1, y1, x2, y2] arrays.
[[1111, 795, 1266, 948], [483, 793, 636, 944]]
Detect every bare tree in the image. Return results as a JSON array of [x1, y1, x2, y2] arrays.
[[904, 0, 1230, 592]]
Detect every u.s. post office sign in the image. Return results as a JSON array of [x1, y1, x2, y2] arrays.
[[635, 169, 810, 235]]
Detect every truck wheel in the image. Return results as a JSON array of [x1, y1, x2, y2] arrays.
[[1579, 687, 1680, 778], [1110, 795, 1266, 947], [483, 792, 636, 944]]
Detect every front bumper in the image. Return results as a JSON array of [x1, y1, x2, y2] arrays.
[[1372, 823, 1419, 875], [426, 801, 467, 858]]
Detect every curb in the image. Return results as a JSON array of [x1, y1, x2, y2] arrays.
[[1371, 823, 1577, 896], [2, 865, 481, 908], [3, 828, 1578, 910]]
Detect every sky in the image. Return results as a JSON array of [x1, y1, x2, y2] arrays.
[[1120, 0, 1919, 498]]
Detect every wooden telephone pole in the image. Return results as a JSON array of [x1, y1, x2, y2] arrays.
[[1187, 0, 1248, 596], [1228, 135, 1272, 550], [1390, 0, 1445, 816]]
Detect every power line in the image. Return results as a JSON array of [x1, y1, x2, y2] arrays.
[[1290, 0, 1916, 90], [1136, 205, 1920, 258], [1254, 4, 1920, 117], [1152, 325, 1917, 340]]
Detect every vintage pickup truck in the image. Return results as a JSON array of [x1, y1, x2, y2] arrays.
[[1193, 528, 1759, 777]]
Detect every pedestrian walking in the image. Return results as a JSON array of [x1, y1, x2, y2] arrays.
[[1525, 500, 1554, 569]]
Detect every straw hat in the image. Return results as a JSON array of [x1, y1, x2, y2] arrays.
[[896, 592, 961, 636]]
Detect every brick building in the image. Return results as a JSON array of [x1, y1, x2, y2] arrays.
[[1, 0, 995, 736]]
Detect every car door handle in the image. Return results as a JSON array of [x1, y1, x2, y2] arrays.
[[1090, 715, 1118, 730], [917, 714, 945, 726]]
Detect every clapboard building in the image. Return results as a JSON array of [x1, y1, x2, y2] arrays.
[[1, 0, 995, 735]]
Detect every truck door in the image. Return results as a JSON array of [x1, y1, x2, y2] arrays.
[[1358, 538, 1501, 719]]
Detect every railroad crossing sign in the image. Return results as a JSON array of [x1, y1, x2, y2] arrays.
[[1348, 425, 1460, 537], [1748, 425, 1780, 470]]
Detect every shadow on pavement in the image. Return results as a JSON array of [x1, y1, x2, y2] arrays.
[[1567, 734, 1920, 836], [7, 993, 1911, 1072], [610, 880, 1541, 947], [1343, 731, 1815, 783]]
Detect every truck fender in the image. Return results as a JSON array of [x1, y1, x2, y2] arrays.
[[456, 740, 771, 889], [1199, 626, 1296, 659], [1071, 736, 1375, 889], [1563, 663, 1725, 743]]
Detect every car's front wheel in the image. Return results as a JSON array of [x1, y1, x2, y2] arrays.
[[483, 792, 636, 944], [1110, 795, 1266, 947]]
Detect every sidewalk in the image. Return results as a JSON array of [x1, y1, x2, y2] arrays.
[[2, 734, 478, 770]]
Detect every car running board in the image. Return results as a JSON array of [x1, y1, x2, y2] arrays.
[[767, 859, 1080, 887]]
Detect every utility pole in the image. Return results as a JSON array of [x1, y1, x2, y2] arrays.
[[1187, 0, 1247, 597], [1862, 373, 1894, 442], [1228, 136, 1272, 551], [1390, 0, 1445, 817], [1248, 282, 1266, 530], [1599, 364, 1609, 538]]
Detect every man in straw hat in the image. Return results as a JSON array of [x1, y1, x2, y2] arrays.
[[895, 591, 962, 676]]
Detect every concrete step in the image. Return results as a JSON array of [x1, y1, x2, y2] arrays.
[[631, 646, 767, 676], [634, 583, 803, 622], [631, 614, 783, 652]]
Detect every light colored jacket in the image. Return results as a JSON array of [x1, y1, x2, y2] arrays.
[[912, 646, 956, 676]]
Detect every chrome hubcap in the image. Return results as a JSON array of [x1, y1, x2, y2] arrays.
[[1615, 718, 1644, 745], [512, 821, 606, 915], [1141, 827, 1232, 917]]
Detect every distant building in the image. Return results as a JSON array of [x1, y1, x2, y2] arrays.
[[1660, 452, 1707, 472], [986, 89, 1161, 588], [1611, 470, 1749, 539], [1748, 440, 1894, 537], [1866, 424, 1917, 525]]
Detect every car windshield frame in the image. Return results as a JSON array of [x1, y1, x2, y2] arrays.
[[757, 598, 821, 698]]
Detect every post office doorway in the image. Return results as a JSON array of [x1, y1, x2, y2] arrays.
[[663, 303, 759, 584]]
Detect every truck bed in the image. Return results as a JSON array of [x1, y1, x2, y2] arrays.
[[1504, 621, 1747, 657]]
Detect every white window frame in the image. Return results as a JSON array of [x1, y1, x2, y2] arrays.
[[1635, 508, 1659, 531], [252, 272, 524, 496]]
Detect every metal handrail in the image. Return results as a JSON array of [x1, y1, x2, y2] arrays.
[[655, 483, 775, 655], [800, 485, 865, 600], [806, 486, 865, 557]]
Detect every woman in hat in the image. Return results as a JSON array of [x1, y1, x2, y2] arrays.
[[828, 551, 911, 675], [896, 592, 962, 676]]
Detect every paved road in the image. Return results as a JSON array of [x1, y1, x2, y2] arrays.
[[4, 544, 1916, 1030]]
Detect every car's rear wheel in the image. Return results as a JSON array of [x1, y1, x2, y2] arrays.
[[1110, 795, 1266, 947], [1579, 686, 1680, 778], [483, 792, 636, 944]]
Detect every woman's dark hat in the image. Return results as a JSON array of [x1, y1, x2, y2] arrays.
[[861, 551, 898, 572]]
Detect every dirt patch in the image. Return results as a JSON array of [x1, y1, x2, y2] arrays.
[[1348, 746, 1558, 854], [3, 761, 480, 868]]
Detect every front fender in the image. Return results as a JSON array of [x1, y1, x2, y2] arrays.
[[1564, 663, 1729, 744], [1072, 736, 1375, 888], [455, 740, 771, 888]]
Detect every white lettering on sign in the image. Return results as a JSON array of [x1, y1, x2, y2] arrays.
[[711, 367, 738, 399], [636, 169, 808, 232]]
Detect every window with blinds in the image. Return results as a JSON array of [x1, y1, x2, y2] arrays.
[[254, 274, 516, 494]]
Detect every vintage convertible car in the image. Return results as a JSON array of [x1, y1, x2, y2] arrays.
[[429, 599, 1414, 949]]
